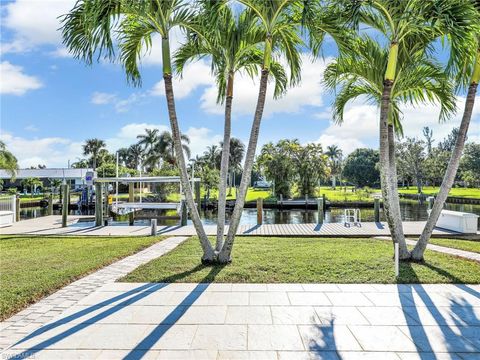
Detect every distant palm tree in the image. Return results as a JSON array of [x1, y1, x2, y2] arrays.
[[226, 138, 245, 195], [0, 140, 18, 180], [82, 138, 106, 170], [325, 145, 343, 189], [21, 177, 43, 197], [127, 143, 144, 170], [117, 147, 130, 166], [137, 128, 159, 153], [203, 145, 221, 170]]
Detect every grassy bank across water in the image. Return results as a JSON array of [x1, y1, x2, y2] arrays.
[[0, 235, 164, 320], [122, 236, 480, 284]]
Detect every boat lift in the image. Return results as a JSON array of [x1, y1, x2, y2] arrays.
[[93, 176, 201, 226]]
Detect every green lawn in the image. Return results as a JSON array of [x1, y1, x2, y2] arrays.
[[398, 186, 480, 199], [122, 236, 480, 284], [424, 238, 480, 254], [318, 186, 377, 202], [0, 235, 164, 320]]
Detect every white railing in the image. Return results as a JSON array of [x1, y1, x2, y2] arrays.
[[0, 195, 16, 227]]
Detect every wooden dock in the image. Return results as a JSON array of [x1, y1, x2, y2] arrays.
[[1, 216, 477, 238]]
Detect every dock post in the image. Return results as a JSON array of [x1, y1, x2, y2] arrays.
[[374, 197, 380, 222], [427, 196, 434, 211], [62, 184, 69, 227], [322, 194, 326, 212], [15, 196, 20, 222], [151, 218, 157, 236], [95, 182, 103, 227], [104, 185, 109, 217], [305, 194, 308, 208], [317, 198, 324, 225], [180, 200, 188, 226], [195, 181, 201, 210], [129, 183, 134, 226], [257, 198, 263, 225], [279, 194, 283, 209], [48, 193, 53, 215]]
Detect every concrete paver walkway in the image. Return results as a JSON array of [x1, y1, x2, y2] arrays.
[[2, 283, 479, 359], [0, 236, 188, 352], [405, 239, 480, 263]]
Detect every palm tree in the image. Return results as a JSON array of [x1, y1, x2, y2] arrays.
[[117, 147, 130, 167], [411, 1, 480, 260], [61, 0, 216, 261], [203, 145, 221, 170], [158, 131, 191, 165], [137, 128, 159, 153], [325, 145, 343, 189], [0, 141, 18, 180], [175, 2, 283, 252], [21, 177, 43, 197], [227, 137, 246, 196], [324, 36, 456, 258], [82, 138, 106, 171], [218, 0, 305, 263], [339, 0, 474, 259], [127, 143, 144, 170]]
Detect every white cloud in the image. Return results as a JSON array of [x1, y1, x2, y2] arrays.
[[90, 91, 146, 112], [0, 61, 43, 95], [185, 127, 223, 158], [200, 55, 330, 117], [314, 96, 480, 154], [91, 92, 117, 105], [1, 0, 76, 53], [151, 60, 214, 99], [0, 131, 82, 168], [105, 123, 170, 151]]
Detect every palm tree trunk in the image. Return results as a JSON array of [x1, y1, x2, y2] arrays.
[[218, 69, 269, 263], [216, 73, 234, 252], [379, 81, 409, 259], [387, 124, 409, 259], [411, 79, 479, 261], [162, 36, 214, 262]]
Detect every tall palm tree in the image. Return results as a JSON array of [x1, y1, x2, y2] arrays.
[[61, 0, 215, 261], [217, 0, 304, 263], [340, 0, 474, 259], [158, 130, 191, 165], [0, 140, 18, 180], [82, 138, 106, 171], [412, 0, 480, 260], [203, 145, 221, 170], [117, 147, 130, 167], [174, 2, 286, 252], [324, 36, 456, 258], [325, 145, 343, 189]]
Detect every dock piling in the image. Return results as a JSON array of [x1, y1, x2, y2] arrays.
[[180, 200, 188, 226], [317, 198, 324, 225], [62, 184, 69, 227], [151, 218, 157, 236], [257, 198, 263, 225], [95, 182, 103, 227], [15, 196, 20, 222], [427, 196, 434, 211], [48, 193, 53, 215], [374, 197, 380, 222], [129, 183, 134, 226]]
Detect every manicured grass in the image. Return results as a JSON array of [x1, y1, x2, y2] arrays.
[[425, 238, 480, 254], [0, 235, 164, 320], [318, 186, 377, 202], [122, 236, 480, 284], [167, 187, 275, 203], [398, 186, 480, 199]]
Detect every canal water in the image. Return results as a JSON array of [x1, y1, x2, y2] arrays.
[[20, 201, 480, 229]]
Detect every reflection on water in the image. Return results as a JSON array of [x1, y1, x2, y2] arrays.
[[20, 201, 480, 229]]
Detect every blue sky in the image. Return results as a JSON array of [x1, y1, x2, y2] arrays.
[[1, 0, 479, 168]]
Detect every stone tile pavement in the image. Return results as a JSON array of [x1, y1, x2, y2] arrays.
[[2, 283, 479, 359], [0, 236, 188, 352]]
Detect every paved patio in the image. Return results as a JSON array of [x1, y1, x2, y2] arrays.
[[2, 282, 479, 359]]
